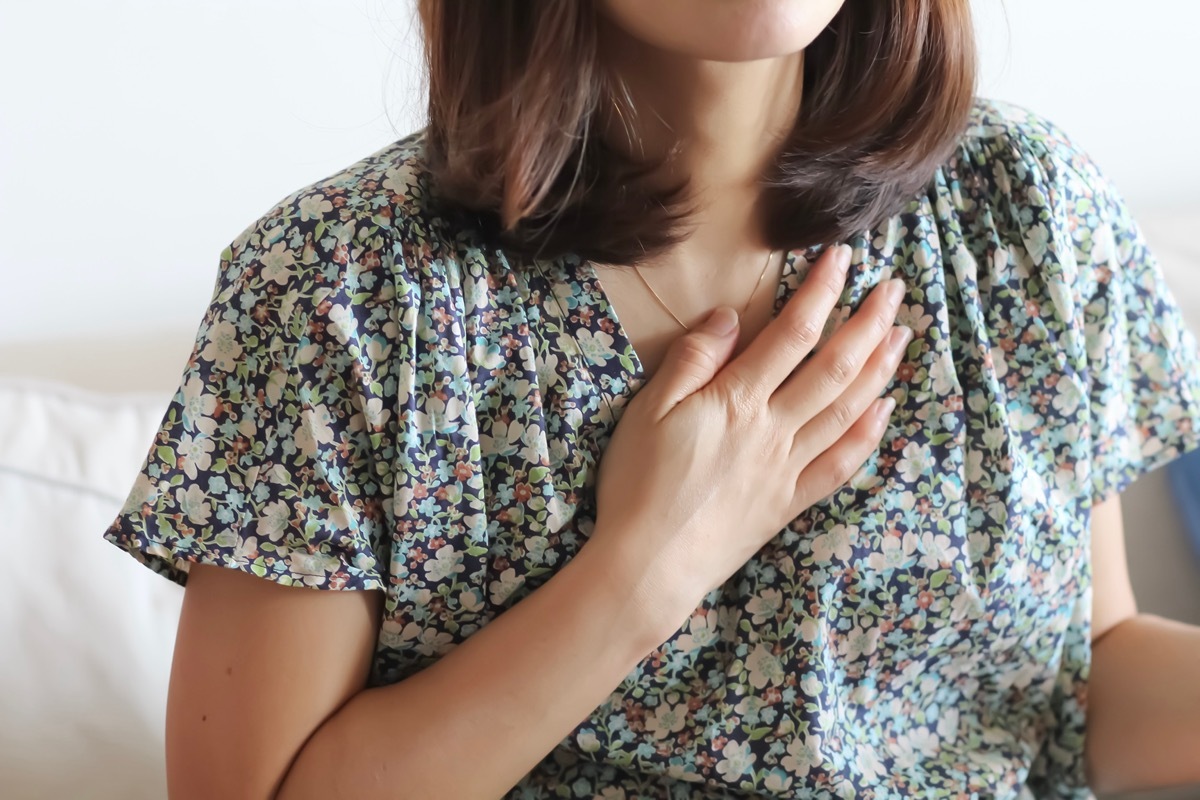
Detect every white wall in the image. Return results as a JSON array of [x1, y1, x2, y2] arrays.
[[0, 0, 426, 347], [2, 0, 1198, 349], [972, 0, 1200, 211]]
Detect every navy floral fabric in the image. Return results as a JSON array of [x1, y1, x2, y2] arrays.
[[104, 97, 1200, 798]]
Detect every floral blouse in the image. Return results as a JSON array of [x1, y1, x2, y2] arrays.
[[104, 97, 1200, 798]]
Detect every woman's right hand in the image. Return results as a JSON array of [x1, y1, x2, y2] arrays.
[[588, 243, 913, 642]]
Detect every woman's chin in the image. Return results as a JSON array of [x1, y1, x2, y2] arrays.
[[596, 0, 844, 63]]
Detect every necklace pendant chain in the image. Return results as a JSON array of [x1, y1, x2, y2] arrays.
[[633, 248, 778, 332]]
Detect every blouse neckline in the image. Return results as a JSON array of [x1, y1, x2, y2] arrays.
[[558, 243, 830, 427]]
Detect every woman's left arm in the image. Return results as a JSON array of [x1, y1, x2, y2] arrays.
[[1084, 492, 1200, 794]]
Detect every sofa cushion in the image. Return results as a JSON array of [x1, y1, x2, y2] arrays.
[[0, 377, 182, 800]]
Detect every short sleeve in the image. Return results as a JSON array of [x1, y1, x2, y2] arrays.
[[102, 196, 410, 590], [1053, 133, 1200, 504]]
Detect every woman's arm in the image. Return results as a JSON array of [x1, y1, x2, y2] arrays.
[[169, 537, 665, 800], [1084, 493, 1200, 794]]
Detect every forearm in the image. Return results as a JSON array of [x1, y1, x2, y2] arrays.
[[1085, 612, 1200, 794], [274, 537, 669, 800]]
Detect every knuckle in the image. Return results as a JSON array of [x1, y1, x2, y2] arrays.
[[824, 271, 846, 297], [720, 370, 759, 419], [834, 451, 861, 482], [873, 310, 894, 339], [789, 315, 822, 351], [825, 347, 856, 385], [877, 343, 899, 377], [829, 397, 854, 430], [673, 338, 718, 375]]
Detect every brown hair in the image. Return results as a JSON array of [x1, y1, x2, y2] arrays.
[[416, 0, 977, 269]]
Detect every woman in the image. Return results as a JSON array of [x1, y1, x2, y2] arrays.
[[103, 1, 1200, 797]]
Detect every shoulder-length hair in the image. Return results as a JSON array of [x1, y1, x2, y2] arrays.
[[415, 0, 976, 269]]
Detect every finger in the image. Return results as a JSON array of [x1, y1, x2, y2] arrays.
[[638, 306, 742, 421], [770, 276, 905, 429], [788, 394, 896, 517], [789, 322, 912, 463], [715, 243, 852, 406]]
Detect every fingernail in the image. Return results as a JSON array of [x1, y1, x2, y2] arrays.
[[876, 396, 897, 423], [886, 278, 905, 304], [706, 306, 739, 336], [889, 325, 914, 354], [836, 243, 853, 273]]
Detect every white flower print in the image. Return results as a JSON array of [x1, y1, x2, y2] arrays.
[[227, 532, 259, 561], [746, 588, 783, 625], [894, 302, 934, 336], [994, 159, 1011, 195], [950, 589, 985, 623], [889, 726, 940, 770], [918, 530, 960, 570], [572, 327, 617, 366], [412, 625, 455, 658], [480, 417, 523, 458], [645, 699, 689, 739], [897, 440, 934, 482], [746, 642, 785, 689], [200, 319, 244, 372], [295, 403, 336, 457], [175, 484, 212, 526], [180, 375, 218, 435], [1023, 220, 1051, 266], [811, 523, 856, 562], [1051, 373, 1085, 416], [966, 531, 992, 562], [799, 617, 821, 645], [676, 608, 720, 652], [121, 472, 158, 514], [488, 567, 525, 606], [326, 302, 356, 345], [715, 740, 755, 781], [362, 396, 391, 430], [425, 543, 466, 582], [298, 192, 333, 221], [257, 499, 291, 542], [840, 623, 882, 662], [866, 532, 919, 572], [176, 433, 215, 480], [535, 350, 560, 390], [575, 730, 602, 754], [259, 239, 296, 283], [781, 732, 823, 777], [857, 745, 888, 780], [523, 535, 549, 563], [937, 707, 961, 743], [286, 551, 342, 585], [929, 350, 958, 395]]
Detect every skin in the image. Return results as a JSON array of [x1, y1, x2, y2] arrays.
[[167, 3, 1200, 796]]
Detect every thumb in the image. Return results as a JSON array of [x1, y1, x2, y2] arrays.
[[643, 305, 741, 415]]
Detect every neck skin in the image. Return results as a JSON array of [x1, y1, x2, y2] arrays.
[[593, 14, 803, 283]]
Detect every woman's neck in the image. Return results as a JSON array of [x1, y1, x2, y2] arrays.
[[594, 12, 804, 262]]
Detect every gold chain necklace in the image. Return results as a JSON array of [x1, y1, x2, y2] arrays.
[[632, 248, 778, 332]]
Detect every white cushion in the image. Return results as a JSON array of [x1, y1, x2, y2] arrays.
[[0, 377, 182, 800]]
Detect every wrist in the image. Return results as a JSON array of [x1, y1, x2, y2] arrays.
[[571, 527, 692, 653]]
